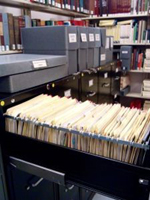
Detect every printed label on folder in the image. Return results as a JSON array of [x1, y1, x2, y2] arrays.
[[33, 60, 47, 69], [89, 79, 94, 87], [95, 34, 100, 41], [81, 33, 87, 42], [101, 54, 106, 61], [69, 34, 77, 43], [64, 89, 71, 97], [89, 34, 94, 42]]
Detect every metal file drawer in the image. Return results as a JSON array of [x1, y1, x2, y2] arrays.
[[98, 94, 113, 104], [81, 71, 98, 103], [99, 78, 111, 95], [49, 75, 79, 100], [3, 132, 150, 200]]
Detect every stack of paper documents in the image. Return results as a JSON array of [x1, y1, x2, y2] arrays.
[[5, 94, 150, 165]]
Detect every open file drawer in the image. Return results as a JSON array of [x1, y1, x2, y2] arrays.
[[3, 132, 150, 200], [1, 84, 150, 200]]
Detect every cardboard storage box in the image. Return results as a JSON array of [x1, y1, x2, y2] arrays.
[[0, 54, 67, 93]]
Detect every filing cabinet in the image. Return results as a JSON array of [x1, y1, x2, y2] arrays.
[[7, 167, 54, 200], [59, 185, 79, 200], [81, 70, 98, 103], [49, 75, 79, 100]]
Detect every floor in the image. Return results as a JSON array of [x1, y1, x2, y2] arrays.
[[93, 194, 114, 200]]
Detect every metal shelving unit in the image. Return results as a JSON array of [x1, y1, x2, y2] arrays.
[[0, 0, 88, 17], [82, 13, 149, 20], [0, 51, 22, 55]]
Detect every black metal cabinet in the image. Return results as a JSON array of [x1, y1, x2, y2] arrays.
[[49, 75, 80, 100], [81, 70, 98, 103], [59, 185, 79, 200], [7, 167, 55, 200], [0, 175, 5, 200]]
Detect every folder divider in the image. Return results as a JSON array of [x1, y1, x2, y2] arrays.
[[5, 115, 150, 151]]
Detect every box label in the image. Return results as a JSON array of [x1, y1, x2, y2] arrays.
[[89, 34, 94, 42], [64, 89, 71, 97], [95, 34, 100, 41], [89, 79, 94, 87], [122, 51, 128, 54], [81, 33, 87, 42], [33, 60, 47, 69], [101, 54, 106, 61], [69, 33, 77, 43]]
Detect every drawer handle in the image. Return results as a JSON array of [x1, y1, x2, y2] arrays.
[[90, 68, 97, 73], [73, 72, 80, 76], [102, 83, 110, 88], [26, 178, 44, 191], [83, 69, 92, 74], [87, 92, 96, 97]]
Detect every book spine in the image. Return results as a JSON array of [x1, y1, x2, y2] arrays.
[[0, 13, 4, 51], [79, 0, 84, 12], [13, 17, 20, 50], [2, 13, 10, 51]]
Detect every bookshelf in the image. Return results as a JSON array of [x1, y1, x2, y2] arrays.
[[125, 92, 150, 99], [114, 43, 150, 46], [0, 50, 22, 55], [0, 0, 88, 17], [82, 13, 149, 20], [130, 69, 150, 73]]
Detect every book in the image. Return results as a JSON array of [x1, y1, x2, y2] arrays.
[[2, 13, 15, 51]]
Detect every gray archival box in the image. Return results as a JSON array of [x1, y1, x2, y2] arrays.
[[0, 54, 67, 93], [22, 26, 78, 75], [87, 27, 95, 69], [77, 27, 88, 71], [94, 28, 101, 68], [99, 28, 106, 66]]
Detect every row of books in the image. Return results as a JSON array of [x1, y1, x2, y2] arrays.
[[102, 20, 150, 44], [6, 95, 150, 165], [28, 0, 95, 15], [0, 13, 31, 51], [143, 49, 150, 70], [97, 0, 150, 16], [31, 19, 85, 26], [0, 12, 86, 52], [142, 80, 150, 97], [131, 48, 145, 70]]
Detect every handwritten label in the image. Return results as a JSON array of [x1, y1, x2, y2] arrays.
[[104, 73, 108, 79], [89, 34, 94, 42], [89, 79, 94, 87], [95, 34, 100, 41], [81, 33, 87, 42], [69, 33, 77, 43]]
